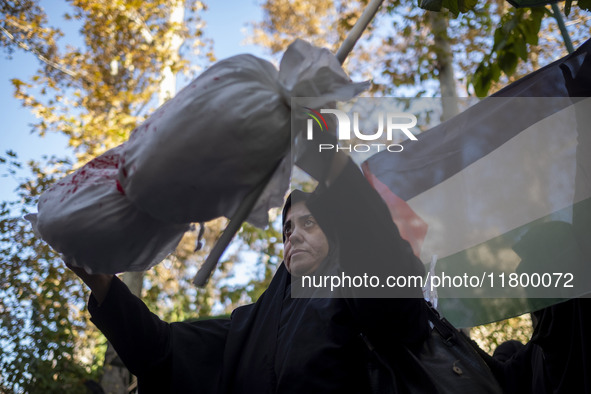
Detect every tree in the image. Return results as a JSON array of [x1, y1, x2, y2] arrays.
[[250, 0, 364, 73], [1, 1, 61, 74], [471, 313, 534, 355], [445, 0, 591, 96], [250, 0, 499, 124], [0, 153, 99, 393], [251, 0, 590, 98]]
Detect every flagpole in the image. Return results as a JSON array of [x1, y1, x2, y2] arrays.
[[336, 0, 385, 64], [193, 164, 279, 286], [193, 0, 385, 287], [551, 3, 574, 54]]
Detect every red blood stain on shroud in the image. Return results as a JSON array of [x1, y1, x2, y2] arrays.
[[85, 153, 118, 170], [54, 152, 120, 201], [116, 180, 125, 195]]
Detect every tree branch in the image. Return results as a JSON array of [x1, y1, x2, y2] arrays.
[[1, 25, 83, 81]]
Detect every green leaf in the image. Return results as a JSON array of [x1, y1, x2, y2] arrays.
[[458, 0, 478, 13], [579, 0, 591, 12], [419, 0, 443, 12], [525, 8, 544, 45], [490, 63, 501, 81], [492, 28, 506, 52], [442, 0, 459, 15], [565, 0, 573, 15], [472, 63, 493, 97], [499, 51, 518, 75], [515, 36, 528, 60]]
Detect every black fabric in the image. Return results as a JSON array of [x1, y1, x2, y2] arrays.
[[399, 303, 502, 394], [475, 297, 591, 394], [88, 158, 429, 393], [492, 340, 524, 363], [360, 301, 503, 394], [89, 278, 230, 392]]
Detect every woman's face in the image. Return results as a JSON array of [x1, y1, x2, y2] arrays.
[[283, 202, 329, 276]]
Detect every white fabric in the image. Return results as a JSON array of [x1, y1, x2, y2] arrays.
[[27, 145, 189, 274], [118, 39, 368, 226], [28, 40, 367, 274]]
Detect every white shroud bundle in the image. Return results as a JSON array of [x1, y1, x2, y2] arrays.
[[28, 40, 368, 274]]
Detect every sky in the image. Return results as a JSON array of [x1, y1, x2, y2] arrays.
[[0, 0, 268, 205]]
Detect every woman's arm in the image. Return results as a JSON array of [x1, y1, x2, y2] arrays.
[[304, 154, 429, 349], [67, 264, 114, 305]]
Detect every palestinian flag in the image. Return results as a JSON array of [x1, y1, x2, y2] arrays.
[[362, 39, 591, 327]]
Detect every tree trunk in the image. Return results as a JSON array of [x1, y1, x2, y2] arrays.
[[99, 346, 132, 394], [158, 3, 184, 105], [427, 11, 459, 121], [427, 11, 470, 337], [98, 3, 185, 392], [99, 272, 143, 393]]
